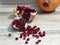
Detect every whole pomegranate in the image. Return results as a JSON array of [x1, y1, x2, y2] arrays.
[[36, 0, 60, 13]]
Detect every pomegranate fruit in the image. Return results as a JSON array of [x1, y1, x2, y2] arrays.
[[36, 0, 60, 12], [13, 6, 37, 22], [12, 18, 26, 31]]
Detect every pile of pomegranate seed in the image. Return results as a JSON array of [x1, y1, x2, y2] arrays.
[[11, 23, 46, 44], [20, 26, 45, 38], [16, 5, 37, 22], [12, 18, 46, 44], [16, 25, 45, 44]]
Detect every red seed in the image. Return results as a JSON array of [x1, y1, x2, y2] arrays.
[[32, 26, 37, 29], [32, 30, 37, 34], [39, 32, 43, 37], [12, 20, 18, 25], [43, 31, 46, 36], [15, 37, 18, 40], [30, 8, 36, 12], [32, 34, 35, 37], [35, 40, 41, 44], [39, 31, 41, 34], [38, 40, 41, 42], [20, 33, 23, 38], [39, 31, 46, 37], [8, 33, 11, 37], [23, 33, 26, 37], [35, 27, 40, 32], [35, 35, 39, 38], [25, 41, 28, 44], [22, 12, 31, 22], [27, 25, 31, 30], [35, 42, 39, 44], [20, 35, 22, 38], [39, 33, 43, 37], [32, 34, 39, 38], [27, 38, 30, 41], [27, 33, 30, 36], [23, 37, 26, 40]]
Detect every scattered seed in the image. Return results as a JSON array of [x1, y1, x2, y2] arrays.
[[25, 41, 28, 44], [15, 37, 18, 40], [27, 38, 30, 41], [8, 33, 11, 37]]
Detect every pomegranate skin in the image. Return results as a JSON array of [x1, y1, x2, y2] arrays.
[[36, 0, 60, 13]]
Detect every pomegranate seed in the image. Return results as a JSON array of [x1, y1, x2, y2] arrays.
[[30, 8, 36, 12], [27, 25, 31, 30], [27, 33, 30, 36], [19, 18, 26, 26], [36, 36, 39, 38], [32, 26, 37, 29], [43, 31, 46, 36], [22, 12, 30, 22], [39, 31, 41, 34], [20, 35, 22, 38], [32, 34, 39, 38], [36, 27, 40, 31], [35, 42, 39, 44], [39, 31, 46, 37], [23, 37, 26, 40], [38, 40, 41, 42], [27, 38, 30, 41], [35, 40, 41, 44], [39, 31, 43, 37], [32, 34, 35, 37], [25, 41, 28, 44], [24, 7, 31, 13], [15, 37, 18, 40], [17, 6, 25, 10], [8, 33, 11, 37], [12, 20, 18, 25], [23, 32, 27, 37], [35, 35, 39, 38], [39, 33, 43, 37]]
